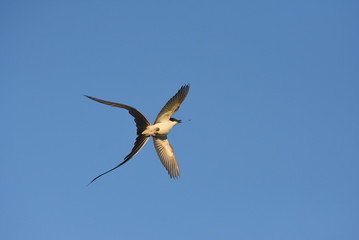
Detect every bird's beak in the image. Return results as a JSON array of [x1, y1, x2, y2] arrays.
[[178, 119, 182, 123]]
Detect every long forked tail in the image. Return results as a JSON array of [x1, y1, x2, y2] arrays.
[[88, 135, 149, 184], [85, 95, 151, 184]]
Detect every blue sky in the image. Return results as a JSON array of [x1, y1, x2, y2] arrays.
[[1, 1, 358, 239]]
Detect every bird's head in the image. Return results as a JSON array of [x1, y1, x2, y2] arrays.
[[170, 118, 182, 124]]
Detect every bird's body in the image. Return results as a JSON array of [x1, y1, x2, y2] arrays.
[[142, 121, 179, 136], [86, 84, 190, 183]]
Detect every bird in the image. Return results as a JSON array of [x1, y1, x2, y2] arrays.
[[85, 84, 190, 184]]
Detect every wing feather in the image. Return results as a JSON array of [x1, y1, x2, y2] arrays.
[[153, 136, 180, 178], [154, 85, 190, 123]]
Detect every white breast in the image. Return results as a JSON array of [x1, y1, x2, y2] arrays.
[[142, 121, 178, 136]]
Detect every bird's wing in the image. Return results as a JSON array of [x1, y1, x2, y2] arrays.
[[85, 95, 150, 134], [153, 136, 180, 178], [89, 135, 149, 184], [154, 85, 190, 123]]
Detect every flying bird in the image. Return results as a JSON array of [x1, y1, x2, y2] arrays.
[[85, 84, 190, 183]]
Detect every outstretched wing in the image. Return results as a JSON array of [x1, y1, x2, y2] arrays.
[[153, 136, 180, 178], [154, 85, 190, 123]]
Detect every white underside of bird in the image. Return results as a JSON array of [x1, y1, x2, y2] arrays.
[[142, 121, 178, 136], [85, 84, 190, 183]]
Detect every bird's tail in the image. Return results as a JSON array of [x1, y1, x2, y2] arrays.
[[85, 95, 152, 184]]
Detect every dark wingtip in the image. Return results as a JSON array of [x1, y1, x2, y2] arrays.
[[169, 172, 180, 179], [182, 84, 190, 89], [181, 84, 190, 95]]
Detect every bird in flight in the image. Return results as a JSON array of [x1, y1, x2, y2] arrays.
[[85, 84, 190, 184]]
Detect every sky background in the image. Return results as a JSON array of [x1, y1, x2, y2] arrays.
[[1, 1, 358, 239]]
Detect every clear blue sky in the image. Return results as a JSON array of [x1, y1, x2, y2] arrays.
[[1, 1, 358, 239]]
